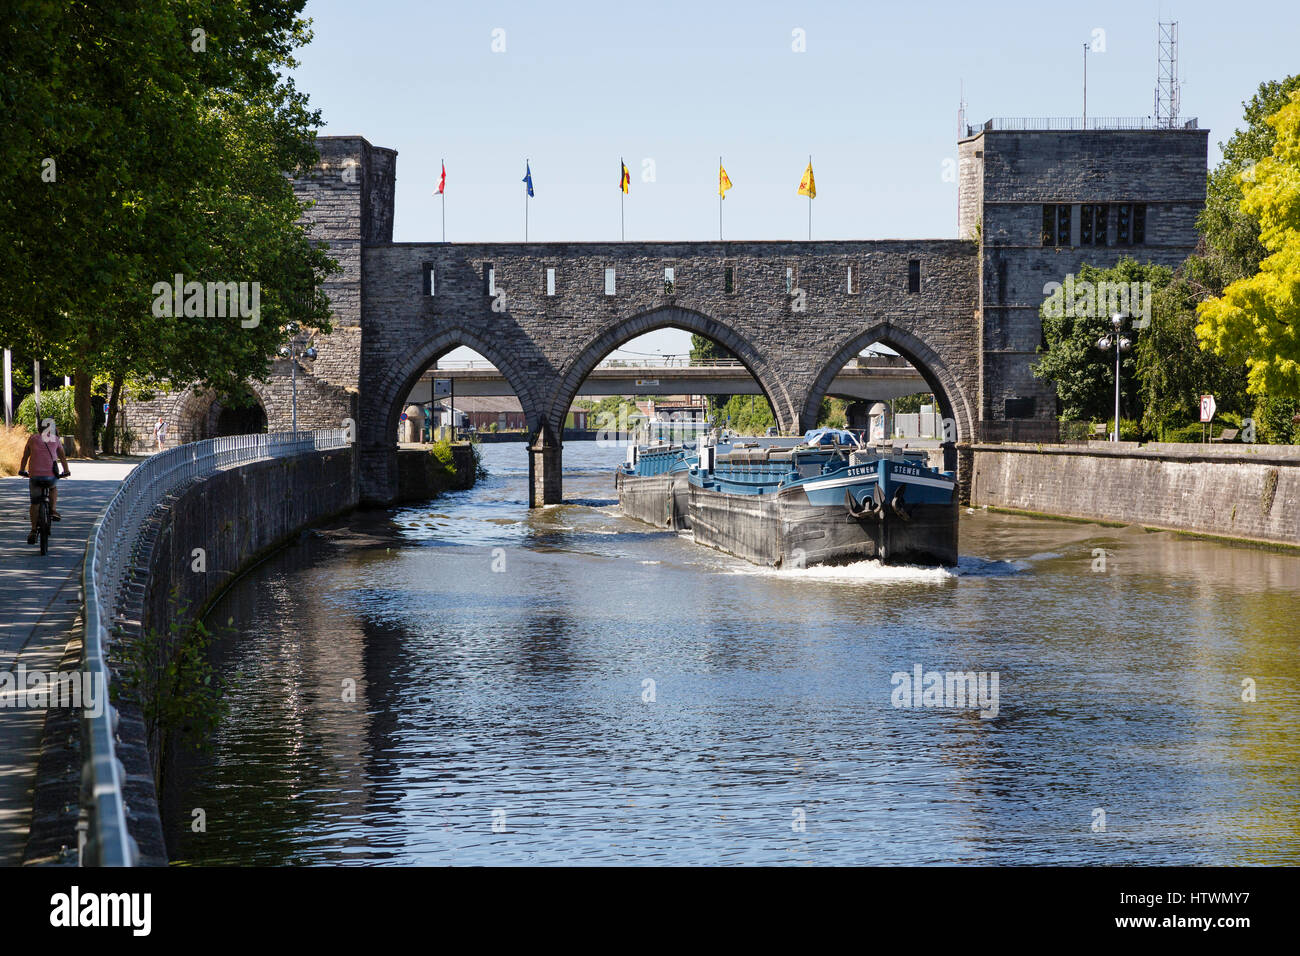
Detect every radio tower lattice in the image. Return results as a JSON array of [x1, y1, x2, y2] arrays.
[[1154, 21, 1180, 128]]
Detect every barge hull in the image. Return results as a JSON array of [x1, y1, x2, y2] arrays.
[[689, 485, 884, 567], [688, 485, 958, 567], [616, 471, 690, 530]]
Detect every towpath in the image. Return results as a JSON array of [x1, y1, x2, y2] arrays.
[[0, 460, 136, 865]]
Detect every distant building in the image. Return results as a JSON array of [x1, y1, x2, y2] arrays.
[[646, 398, 707, 422], [432, 396, 527, 431]]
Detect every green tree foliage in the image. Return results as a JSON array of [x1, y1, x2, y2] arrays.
[[1252, 396, 1299, 444], [892, 392, 933, 414], [1197, 90, 1300, 401], [1137, 257, 1248, 439], [0, 1, 335, 453], [1033, 259, 1173, 423], [689, 334, 733, 364], [16, 388, 77, 436], [1199, 75, 1300, 282], [717, 395, 775, 434], [690, 334, 736, 420], [818, 397, 848, 428]]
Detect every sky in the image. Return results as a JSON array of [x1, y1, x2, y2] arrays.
[[290, 0, 1299, 362]]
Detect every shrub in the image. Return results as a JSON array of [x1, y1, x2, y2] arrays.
[[1252, 397, 1299, 444], [16, 387, 76, 436], [1159, 421, 1237, 443]]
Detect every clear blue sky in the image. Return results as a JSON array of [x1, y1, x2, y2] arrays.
[[292, 0, 1298, 361]]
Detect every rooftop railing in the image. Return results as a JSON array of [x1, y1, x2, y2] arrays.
[[80, 428, 350, 866], [966, 116, 1199, 135]]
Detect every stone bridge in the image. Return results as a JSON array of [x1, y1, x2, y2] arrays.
[[135, 126, 1207, 507], [363, 236, 979, 504]]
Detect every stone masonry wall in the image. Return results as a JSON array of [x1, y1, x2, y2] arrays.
[[965, 129, 1208, 424], [971, 443, 1300, 547], [112, 447, 359, 862]]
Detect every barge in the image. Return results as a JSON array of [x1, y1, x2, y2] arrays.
[[616, 429, 958, 567]]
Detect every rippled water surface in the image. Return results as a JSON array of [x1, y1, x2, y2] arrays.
[[164, 442, 1300, 865]]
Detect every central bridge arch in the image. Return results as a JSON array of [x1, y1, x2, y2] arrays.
[[548, 305, 796, 438]]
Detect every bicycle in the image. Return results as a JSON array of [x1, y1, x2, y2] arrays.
[[18, 472, 61, 556]]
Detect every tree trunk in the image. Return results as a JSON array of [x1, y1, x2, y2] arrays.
[[74, 370, 95, 458], [104, 374, 123, 455]]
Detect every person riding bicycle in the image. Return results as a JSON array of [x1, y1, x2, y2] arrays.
[[17, 424, 71, 545]]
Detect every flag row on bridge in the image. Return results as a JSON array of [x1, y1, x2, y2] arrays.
[[431, 158, 818, 200]]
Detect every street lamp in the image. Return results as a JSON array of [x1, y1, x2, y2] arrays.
[[278, 336, 318, 434], [1096, 312, 1132, 442]]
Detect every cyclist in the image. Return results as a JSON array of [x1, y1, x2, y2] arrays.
[[17, 424, 71, 545]]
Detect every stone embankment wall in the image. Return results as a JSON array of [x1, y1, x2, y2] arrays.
[[118, 448, 358, 863], [970, 443, 1300, 548], [395, 445, 477, 502]]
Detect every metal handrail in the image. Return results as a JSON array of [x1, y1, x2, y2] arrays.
[[80, 428, 349, 866], [967, 116, 1199, 135]]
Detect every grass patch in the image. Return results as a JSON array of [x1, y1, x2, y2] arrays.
[[0, 424, 30, 476]]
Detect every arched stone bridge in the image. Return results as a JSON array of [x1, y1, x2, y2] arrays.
[[266, 129, 1206, 506], [364, 237, 978, 504]]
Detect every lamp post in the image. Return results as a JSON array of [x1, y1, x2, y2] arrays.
[[278, 337, 317, 435], [1096, 312, 1132, 442]]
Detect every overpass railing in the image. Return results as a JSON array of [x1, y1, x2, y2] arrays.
[[80, 429, 350, 866]]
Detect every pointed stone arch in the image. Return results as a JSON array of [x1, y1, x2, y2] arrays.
[[366, 326, 544, 449], [359, 325, 547, 503], [803, 322, 976, 444], [166, 381, 273, 444], [547, 305, 796, 436]]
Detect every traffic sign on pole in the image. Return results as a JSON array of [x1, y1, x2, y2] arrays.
[[1200, 395, 1216, 422]]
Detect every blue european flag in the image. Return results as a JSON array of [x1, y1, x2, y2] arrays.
[[522, 162, 534, 197]]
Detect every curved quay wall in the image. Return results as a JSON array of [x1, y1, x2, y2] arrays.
[[79, 432, 357, 866], [970, 443, 1300, 549]]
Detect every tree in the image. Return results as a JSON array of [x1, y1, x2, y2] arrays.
[[1199, 75, 1300, 282], [1196, 90, 1300, 400], [818, 398, 848, 428], [1033, 259, 1173, 425], [717, 395, 775, 433], [1137, 257, 1248, 439], [689, 334, 737, 421], [0, 1, 334, 455], [892, 392, 933, 414]]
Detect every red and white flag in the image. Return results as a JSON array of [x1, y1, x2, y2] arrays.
[[436, 161, 446, 195]]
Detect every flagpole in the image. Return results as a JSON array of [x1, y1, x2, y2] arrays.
[[718, 155, 723, 242], [621, 160, 625, 242], [441, 158, 446, 242], [808, 154, 812, 241], [525, 157, 529, 242]]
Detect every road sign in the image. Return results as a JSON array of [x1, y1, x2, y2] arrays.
[[635, 379, 660, 387], [1200, 394, 1216, 422]]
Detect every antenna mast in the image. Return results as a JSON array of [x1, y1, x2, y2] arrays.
[[1154, 21, 1180, 128]]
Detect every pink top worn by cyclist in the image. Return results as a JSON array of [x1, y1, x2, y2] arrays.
[[18, 427, 71, 545]]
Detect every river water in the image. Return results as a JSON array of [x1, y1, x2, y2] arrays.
[[163, 441, 1300, 865]]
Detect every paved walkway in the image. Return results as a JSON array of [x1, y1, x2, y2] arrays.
[[0, 460, 136, 865]]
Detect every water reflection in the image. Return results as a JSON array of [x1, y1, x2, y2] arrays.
[[163, 442, 1300, 865]]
